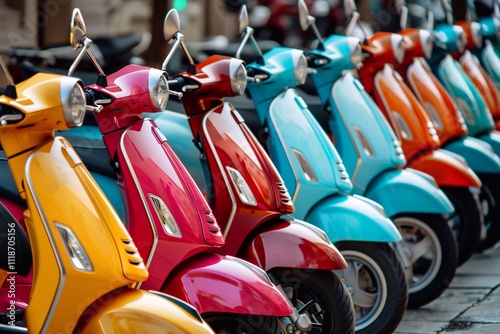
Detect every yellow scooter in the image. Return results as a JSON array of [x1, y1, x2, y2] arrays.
[[0, 57, 214, 333]]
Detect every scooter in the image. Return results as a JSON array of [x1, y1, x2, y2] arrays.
[[149, 8, 355, 334], [353, 2, 484, 267], [295, 0, 457, 309], [393, 1, 500, 252], [0, 56, 214, 333], [222, 5, 408, 333], [0, 8, 297, 333]]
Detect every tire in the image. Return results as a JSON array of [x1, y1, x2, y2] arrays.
[[204, 314, 285, 334], [269, 269, 355, 334], [441, 187, 483, 266], [476, 173, 500, 252], [394, 214, 458, 309], [336, 242, 408, 334]]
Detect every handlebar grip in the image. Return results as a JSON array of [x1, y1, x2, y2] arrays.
[[167, 77, 184, 92]]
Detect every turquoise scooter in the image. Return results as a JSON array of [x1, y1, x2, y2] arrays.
[[223, 6, 407, 334], [293, 0, 457, 309]]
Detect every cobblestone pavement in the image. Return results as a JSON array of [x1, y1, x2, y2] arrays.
[[395, 245, 500, 333]]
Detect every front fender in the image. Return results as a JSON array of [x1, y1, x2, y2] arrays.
[[409, 149, 482, 187], [443, 136, 500, 174], [80, 288, 214, 334], [364, 168, 454, 216], [240, 218, 347, 271], [304, 194, 401, 243], [162, 253, 293, 316], [477, 131, 500, 160]]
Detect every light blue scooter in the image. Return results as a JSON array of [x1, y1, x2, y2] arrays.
[[223, 6, 407, 334], [292, 0, 457, 310]]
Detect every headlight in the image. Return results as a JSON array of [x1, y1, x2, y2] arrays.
[[470, 22, 483, 48], [60, 77, 86, 128], [229, 59, 247, 95], [148, 69, 169, 111], [453, 25, 467, 52], [419, 30, 434, 59], [348, 37, 363, 69], [292, 52, 308, 85], [55, 222, 93, 271], [391, 34, 405, 64]]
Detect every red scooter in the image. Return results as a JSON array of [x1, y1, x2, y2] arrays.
[[0, 8, 297, 333], [155, 8, 354, 334], [353, 5, 484, 266]]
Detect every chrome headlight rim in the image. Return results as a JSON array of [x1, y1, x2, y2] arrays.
[[470, 22, 483, 48], [347, 36, 363, 69], [229, 58, 247, 96], [391, 34, 406, 64], [453, 25, 467, 53], [419, 29, 434, 59], [60, 77, 86, 128], [148, 68, 169, 112], [292, 51, 308, 85]]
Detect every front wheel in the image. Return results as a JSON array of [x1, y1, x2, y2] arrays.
[[204, 314, 285, 334], [336, 242, 408, 334], [269, 269, 355, 334], [394, 214, 458, 308], [476, 173, 500, 252], [441, 187, 483, 266]]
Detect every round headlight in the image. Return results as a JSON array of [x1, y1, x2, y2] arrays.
[[293, 53, 308, 85], [419, 30, 434, 59], [453, 25, 467, 52], [348, 37, 363, 69], [391, 34, 405, 64], [470, 22, 483, 48], [148, 69, 169, 111], [60, 77, 86, 128], [229, 59, 247, 95]]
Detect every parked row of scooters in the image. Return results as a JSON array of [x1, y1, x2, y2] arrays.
[[0, 0, 499, 333]]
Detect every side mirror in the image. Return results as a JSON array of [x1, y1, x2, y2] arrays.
[[239, 5, 249, 34], [164, 9, 181, 43], [298, 0, 310, 31], [70, 8, 86, 51], [344, 0, 357, 19]]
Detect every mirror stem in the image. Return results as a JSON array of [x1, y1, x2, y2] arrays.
[[180, 39, 195, 65], [400, 6, 408, 30], [161, 34, 183, 71], [345, 12, 360, 37], [0, 56, 14, 85]]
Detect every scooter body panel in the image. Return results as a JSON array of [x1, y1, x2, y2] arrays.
[[481, 40, 500, 93], [24, 137, 146, 333], [162, 253, 294, 316], [435, 54, 495, 136], [477, 131, 500, 159], [116, 119, 224, 291], [443, 136, 500, 173], [460, 50, 500, 124], [325, 72, 407, 193], [406, 57, 469, 143], [364, 168, 455, 216], [409, 148, 482, 187], [239, 217, 347, 271], [264, 88, 352, 213], [81, 289, 215, 334], [304, 194, 401, 243]]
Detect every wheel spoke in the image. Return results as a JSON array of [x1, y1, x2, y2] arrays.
[[404, 236, 432, 265]]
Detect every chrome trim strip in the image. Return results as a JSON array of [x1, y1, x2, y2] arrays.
[[119, 125, 158, 281], [268, 90, 301, 202], [25, 141, 66, 333], [201, 104, 237, 238]]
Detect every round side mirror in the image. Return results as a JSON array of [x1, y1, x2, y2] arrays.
[[239, 5, 249, 34], [344, 0, 358, 18], [164, 9, 181, 42], [298, 0, 310, 31], [70, 8, 86, 51]]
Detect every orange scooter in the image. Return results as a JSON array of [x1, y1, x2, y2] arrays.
[[350, 2, 484, 266]]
